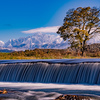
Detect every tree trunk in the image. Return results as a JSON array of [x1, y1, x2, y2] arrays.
[[80, 48, 83, 56], [81, 44, 86, 56], [81, 49, 84, 56]]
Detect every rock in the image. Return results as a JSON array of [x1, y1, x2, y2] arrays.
[[0, 89, 7, 94], [2, 89, 7, 94], [54, 94, 91, 100]]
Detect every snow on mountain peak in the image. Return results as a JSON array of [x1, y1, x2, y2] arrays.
[[3, 33, 100, 51], [88, 34, 100, 44], [4, 33, 69, 50], [0, 40, 4, 47]]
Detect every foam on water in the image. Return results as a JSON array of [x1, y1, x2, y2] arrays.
[[0, 82, 100, 99], [0, 82, 100, 91], [0, 59, 100, 99]]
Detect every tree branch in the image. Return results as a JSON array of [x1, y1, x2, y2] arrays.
[[90, 28, 100, 34]]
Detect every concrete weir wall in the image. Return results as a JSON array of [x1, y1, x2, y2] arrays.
[[0, 59, 100, 84]]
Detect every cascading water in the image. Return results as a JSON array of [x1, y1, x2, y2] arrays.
[[0, 60, 100, 84], [0, 59, 100, 100]]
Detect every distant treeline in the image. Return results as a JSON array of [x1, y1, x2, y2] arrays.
[[0, 43, 100, 59], [85, 43, 100, 57]]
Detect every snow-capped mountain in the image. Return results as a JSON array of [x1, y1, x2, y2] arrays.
[[2, 33, 100, 51], [4, 33, 69, 51], [88, 34, 100, 44], [0, 40, 4, 47]]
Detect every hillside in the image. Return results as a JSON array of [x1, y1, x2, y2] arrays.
[[86, 43, 100, 53]]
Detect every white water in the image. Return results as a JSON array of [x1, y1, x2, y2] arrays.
[[0, 82, 100, 100], [0, 59, 100, 99], [0, 82, 100, 91]]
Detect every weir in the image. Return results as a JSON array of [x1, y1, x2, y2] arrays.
[[0, 59, 100, 84]]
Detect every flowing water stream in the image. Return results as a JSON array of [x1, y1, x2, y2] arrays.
[[0, 59, 100, 100]]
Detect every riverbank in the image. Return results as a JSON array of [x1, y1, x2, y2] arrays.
[[0, 48, 100, 60]]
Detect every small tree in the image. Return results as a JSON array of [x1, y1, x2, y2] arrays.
[[57, 7, 100, 56]]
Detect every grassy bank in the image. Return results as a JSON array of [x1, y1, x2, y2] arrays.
[[0, 48, 100, 60]]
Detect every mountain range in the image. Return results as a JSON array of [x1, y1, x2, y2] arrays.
[[0, 33, 68, 51], [0, 33, 100, 51]]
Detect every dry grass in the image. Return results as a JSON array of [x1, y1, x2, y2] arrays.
[[0, 50, 99, 60]]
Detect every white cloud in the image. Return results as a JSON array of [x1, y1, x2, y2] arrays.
[[22, 26, 60, 34]]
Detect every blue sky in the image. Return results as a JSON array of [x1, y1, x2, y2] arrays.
[[0, 0, 100, 42]]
